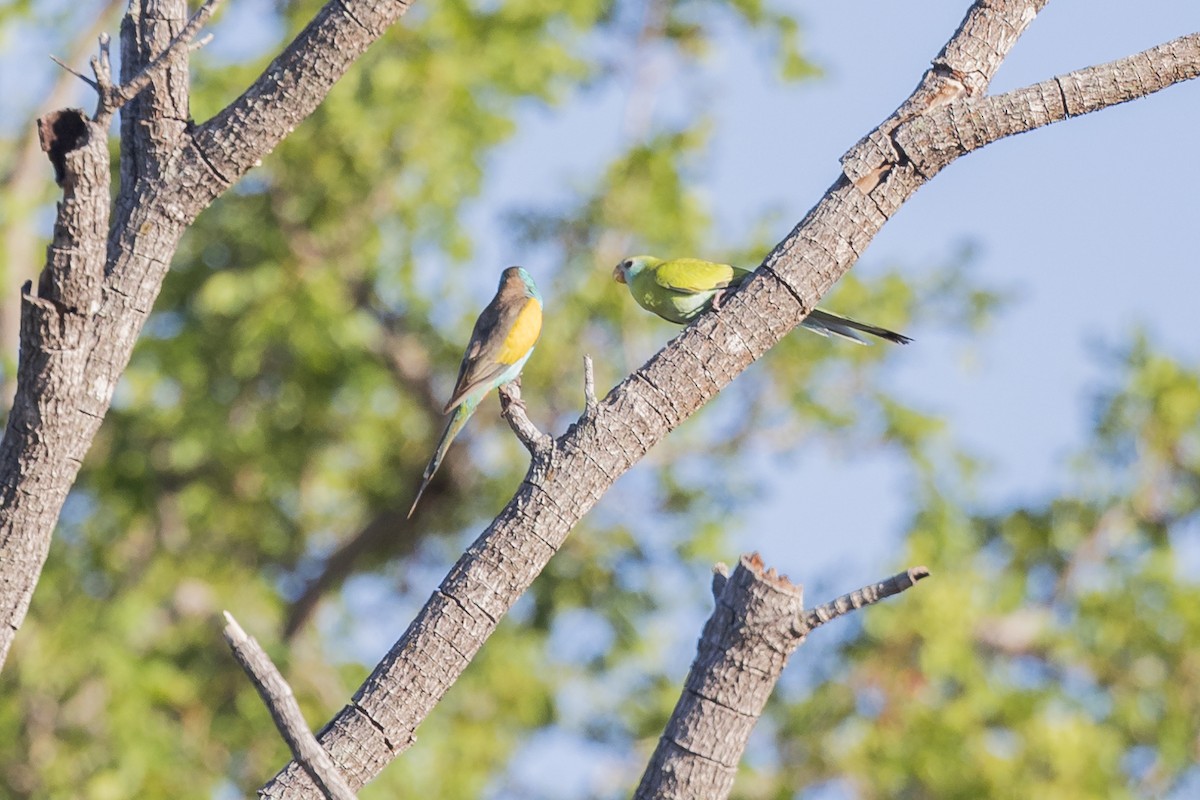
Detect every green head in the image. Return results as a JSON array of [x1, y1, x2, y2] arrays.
[[613, 255, 664, 285]]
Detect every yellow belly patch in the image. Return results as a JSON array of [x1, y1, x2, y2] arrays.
[[497, 299, 542, 365]]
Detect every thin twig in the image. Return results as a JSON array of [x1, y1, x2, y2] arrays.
[[190, 33, 214, 52], [799, 566, 930, 634], [221, 612, 357, 800], [91, 0, 223, 124], [48, 55, 100, 90], [90, 32, 113, 92], [498, 379, 553, 456], [582, 354, 597, 417]]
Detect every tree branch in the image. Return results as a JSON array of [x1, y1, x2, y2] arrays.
[[0, 103, 111, 663], [0, 0, 200, 672], [498, 379, 554, 457], [633, 556, 927, 800], [87, 0, 223, 126], [48, 54, 101, 92], [896, 33, 1200, 175], [799, 565, 930, 634], [581, 354, 598, 418], [185, 0, 416, 192], [634, 554, 805, 800], [222, 612, 357, 800], [0, 0, 420, 671], [0, 0, 123, 407], [841, 0, 1049, 192], [260, 3, 1200, 794]]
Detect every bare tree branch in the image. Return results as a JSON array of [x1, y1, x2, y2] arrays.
[[99, 0, 222, 123], [260, 3, 1200, 795], [634, 554, 805, 800], [581, 354, 598, 418], [633, 556, 927, 800], [896, 33, 1200, 175], [55, 0, 223, 127], [48, 54, 101, 91], [1, 0, 123, 406], [0, 102, 111, 661], [800, 566, 931, 635], [842, 0, 1049, 192], [0, 0, 419, 670], [0, 0, 201, 670], [222, 612, 357, 800], [498, 379, 554, 457]]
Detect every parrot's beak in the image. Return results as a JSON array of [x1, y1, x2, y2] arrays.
[[612, 263, 626, 284]]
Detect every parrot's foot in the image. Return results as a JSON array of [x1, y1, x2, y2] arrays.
[[711, 287, 731, 311], [498, 379, 552, 457]]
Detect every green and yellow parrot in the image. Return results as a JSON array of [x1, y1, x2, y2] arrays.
[[408, 266, 543, 517], [613, 255, 911, 345]]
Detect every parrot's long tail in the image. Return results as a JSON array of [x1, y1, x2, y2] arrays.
[[801, 308, 912, 345], [408, 400, 477, 518]]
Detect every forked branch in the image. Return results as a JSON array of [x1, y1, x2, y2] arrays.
[[50, 0, 222, 126], [634, 556, 928, 800], [0, 0, 425, 673], [223, 613, 357, 800]]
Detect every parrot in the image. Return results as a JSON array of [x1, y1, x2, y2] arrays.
[[408, 266, 543, 518], [613, 255, 911, 345]]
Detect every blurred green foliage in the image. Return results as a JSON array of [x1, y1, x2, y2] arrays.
[[751, 341, 1200, 799], [0, 0, 1195, 799]]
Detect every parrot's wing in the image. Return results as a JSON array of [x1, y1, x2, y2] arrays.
[[444, 296, 541, 413], [652, 258, 751, 295]]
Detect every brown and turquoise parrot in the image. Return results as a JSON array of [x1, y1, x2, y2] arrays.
[[408, 266, 543, 517], [613, 255, 911, 345]]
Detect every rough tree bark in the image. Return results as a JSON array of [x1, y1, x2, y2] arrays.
[[632, 557, 927, 800], [0, 0, 417, 670], [0, 0, 124, 407], [0, 0, 1195, 795], [223, 612, 359, 800]]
